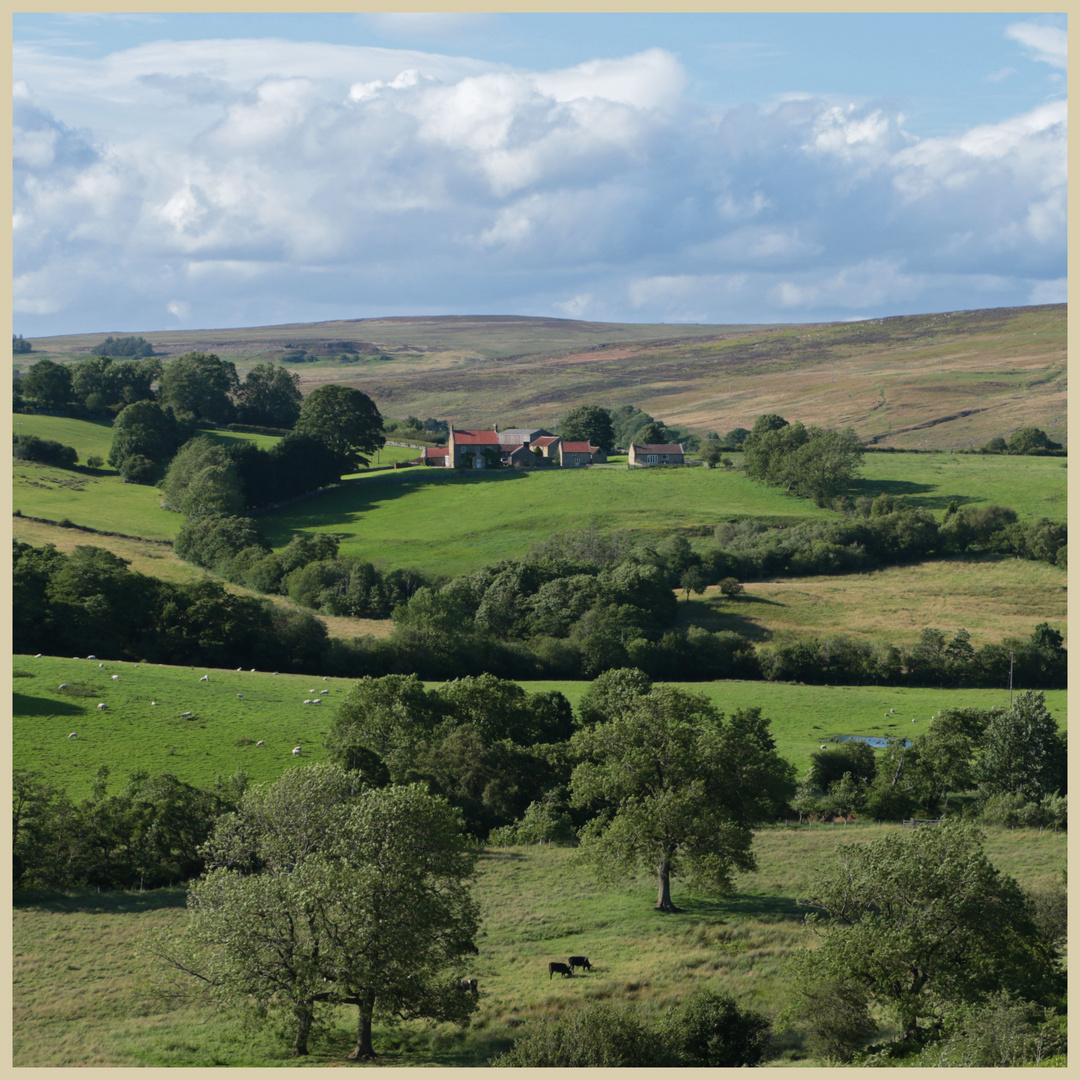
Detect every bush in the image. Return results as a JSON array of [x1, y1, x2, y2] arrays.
[[119, 454, 159, 484], [12, 434, 78, 468], [919, 992, 1064, 1067], [661, 989, 771, 1066], [784, 976, 877, 1063], [491, 1003, 665, 1067]]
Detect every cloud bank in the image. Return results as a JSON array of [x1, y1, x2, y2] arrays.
[[13, 33, 1067, 333]]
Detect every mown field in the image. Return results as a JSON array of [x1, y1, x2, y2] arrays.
[[14, 655, 1066, 801], [12, 825, 1066, 1068]]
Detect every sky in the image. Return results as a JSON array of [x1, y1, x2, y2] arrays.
[[12, 12, 1067, 336]]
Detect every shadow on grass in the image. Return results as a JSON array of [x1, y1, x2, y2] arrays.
[[14, 887, 189, 914], [673, 893, 804, 922], [14, 692, 83, 717], [257, 468, 529, 543], [846, 478, 981, 512]]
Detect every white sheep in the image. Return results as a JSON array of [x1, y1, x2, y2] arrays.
[[87, 655, 96, 660], [68, 732, 77, 739], [200, 675, 209, 682], [237, 693, 244, 700], [99, 663, 105, 669], [111, 674, 120, 680], [250, 668, 257, 673], [180, 711, 193, 718], [323, 677, 328, 681], [311, 699, 321, 705], [58, 684, 68, 690], [256, 740, 265, 746], [237, 667, 243, 672], [820, 744, 827, 750], [151, 700, 157, 706], [303, 699, 313, 705], [292, 746, 302, 756], [97, 703, 107, 710], [35, 653, 42, 658]]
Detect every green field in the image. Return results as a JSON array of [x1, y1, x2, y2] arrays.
[[13, 824, 1065, 1067], [14, 656, 1066, 799]]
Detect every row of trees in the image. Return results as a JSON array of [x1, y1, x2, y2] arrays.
[[13, 767, 246, 891], [975, 426, 1064, 456], [791, 689, 1067, 825], [13, 541, 330, 672]]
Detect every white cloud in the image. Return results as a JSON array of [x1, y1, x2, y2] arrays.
[[11, 34, 1067, 334], [1006, 22, 1067, 69]]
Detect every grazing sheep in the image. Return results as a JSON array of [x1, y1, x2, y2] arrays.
[[99, 663, 105, 669], [87, 655, 96, 660], [256, 740, 265, 746], [151, 700, 157, 706], [97, 703, 107, 710], [68, 732, 77, 739], [58, 684, 68, 690], [311, 699, 321, 706], [180, 711, 193, 718], [323, 677, 328, 681], [111, 674, 120, 680], [250, 668, 257, 673], [303, 699, 312, 705], [292, 746, 302, 756], [237, 667, 243, 672], [35, 653, 42, 658], [237, 693, 244, 699], [820, 744, 827, 750], [200, 675, 209, 682]]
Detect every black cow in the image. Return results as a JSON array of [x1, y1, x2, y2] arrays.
[[548, 962, 573, 979], [457, 978, 478, 993], [567, 955, 591, 972]]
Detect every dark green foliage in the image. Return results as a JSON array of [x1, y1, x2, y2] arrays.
[[235, 362, 302, 428], [570, 688, 795, 910], [12, 434, 78, 468], [977, 690, 1065, 803], [157, 352, 239, 424], [295, 383, 385, 473], [1006, 426, 1062, 455], [119, 454, 159, 485], [492, 1003, 664, 1067], [790, 822, 1063, 1044], [13, 333, 32, 353], [661, 989, 771, 1066], [560, 404, 615, 451], [785, 976, 877, 1063], [13, 766, 244, 891], [174, 514, 267, 572], [743, 414, 863, 506], [91, 334, 154, 358], [108, 399, 189, 472], [22, 358, 73, 410]]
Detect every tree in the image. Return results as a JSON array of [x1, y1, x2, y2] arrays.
[[790, 821, 1062, 1045], [91, 334, 155, 358], [22, 358, 72, 410], [569, 688, 795, 911], [108, 400, 188, 475], [236, 362, 303, 428], [149, 767, 479, 1059], [157, 352, 239, 423], [13, 333, 32, 354], [294, 384, 385, 473], [560, 404, 615, 452], [977, 690, 1065, 804], [160, 435, 241, 514]]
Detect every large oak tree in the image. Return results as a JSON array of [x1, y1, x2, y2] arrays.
[[568, 686, 795, 911], [295, 383, 385, 474]]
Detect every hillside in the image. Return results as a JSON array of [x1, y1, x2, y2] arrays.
[[18, 303, 1066, 450]]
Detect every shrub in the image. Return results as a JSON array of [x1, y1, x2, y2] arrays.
[[661, 989, 771, 1066], [12, 434, 78, 468], [119, 454, 159, 485], [784, 976, 876, 1062], [491, 1003, 665, 1067]]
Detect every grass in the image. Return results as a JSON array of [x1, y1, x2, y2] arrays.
[[15, 656, 1066, 798], [677, 554, 1067, 648], [12, 826, 1065, 1067]]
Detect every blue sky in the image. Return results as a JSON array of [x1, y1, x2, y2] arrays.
[[13, 12, 1067, 335]]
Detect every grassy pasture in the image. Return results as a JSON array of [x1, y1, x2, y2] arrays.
[[15, 656, 1066, 798], [678, 554, 1067, 648], [12, 825, 1065, 1067]]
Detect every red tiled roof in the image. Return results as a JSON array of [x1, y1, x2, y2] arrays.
[[632, 443, 684, 454], [534, 436, 560, 447], [560, 441, 594, 453], [452, 430, 501, 445], [423, 446, 449, 458]]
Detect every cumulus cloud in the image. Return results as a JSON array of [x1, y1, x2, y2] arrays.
[[11, 32, 1067, 332]]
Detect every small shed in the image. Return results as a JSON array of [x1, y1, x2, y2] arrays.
[[629, 443, 685, 466]]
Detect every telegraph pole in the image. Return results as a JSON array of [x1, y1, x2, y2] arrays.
[[1008, 650, 1015, 707]]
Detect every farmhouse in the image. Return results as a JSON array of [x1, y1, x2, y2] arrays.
[[560, 441, 607, 466], [628, 442, 685, 466]]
